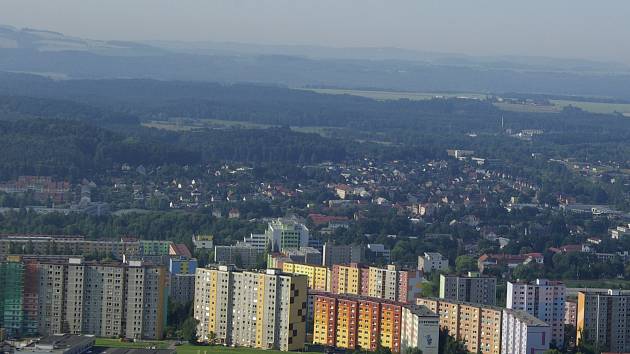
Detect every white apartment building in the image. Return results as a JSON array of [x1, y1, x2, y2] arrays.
[[418, 252, 449, 273], [400, 305, 440, 354], [507, 279, 565, 346], [501, 308, 551, 354]]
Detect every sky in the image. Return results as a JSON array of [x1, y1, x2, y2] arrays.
[[1, 0, 629, 63]]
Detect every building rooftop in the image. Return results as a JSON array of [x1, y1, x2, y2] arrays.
[[25, 334, 94, 353], [404, 304, 439, 318], [417, 296, 504, 312], [504, 308, 549, 327]]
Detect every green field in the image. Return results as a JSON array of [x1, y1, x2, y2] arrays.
[[176, 345, 286, 354], [94, 338, 169, 349], [550, 99, 630, 115], [142, 119, 340, 138], [302, 88, 630, 116], [301, 88, 487, 101]]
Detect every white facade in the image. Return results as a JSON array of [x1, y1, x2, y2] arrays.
[[192, 235, 214, 249], [242, 233, 268, 251], [266, 218, 309, 252], [418, 252, 449, 273], [507, 279, 565, 346], [501, 309, 551, 354], [400, 305, 440, 354]]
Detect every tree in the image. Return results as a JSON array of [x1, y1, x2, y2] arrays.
[[438, 329, 468, 354], [180, 317, 198, 344], [455, 255, 477, 274], [404, 347, 423, 354]]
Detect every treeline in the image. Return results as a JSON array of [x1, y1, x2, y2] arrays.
[[142, 126, 348, 164], [0, 95, 137, 124], [0, 119, 199, 180], [0, 209, 264, 246]]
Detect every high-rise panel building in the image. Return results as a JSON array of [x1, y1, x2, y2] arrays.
[[281, 262, 330, 291], [417, 253, 449, 273], [416, 297, 503, 354], [400, 305, 440, 354], [194, 267, 307, 351], [214, 244, 264, 269], [439, 272, 497, 305], [322, 242, 364, 267], [331, 264, 422, 303], [507, 279, 565, 346], [0, 258, 38, 338], [313, 293, 438, 354], [266, 218, 310, 252], [35, 258, 167, 340], [576, 289, 630, 352], [501, 309, 551, 354]]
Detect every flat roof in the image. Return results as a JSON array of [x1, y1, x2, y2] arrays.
[[404, 304, 439, 318], [32, 334, 95, 350], [504, 308, 549, 327]]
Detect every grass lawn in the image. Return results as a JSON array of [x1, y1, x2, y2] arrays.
[[176, 345, 286, 354], [551, 100, 630, 115], [94, 338, 169, 349]]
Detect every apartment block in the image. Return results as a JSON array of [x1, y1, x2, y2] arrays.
[[564, 300, 577, 326], [418, 253, 449, 273], [439, 272, 497, 305], [313, 293, 437, 353], [400, 305, 440, 354], [280, 247, 322, 265], [331, 263, 422, 303], [0, 258, 38, 338], [266, 218, 310, 252], [501, 309, 551, 354], [416, 297, 502, 354], [194, 267, 307, 351], [507, 279, 565, 346], [577, 289, 630, 352], [281, 262, 330, 291], [331, 263, 368, 296], [0, 234, 172, 260], [169, 257, 197, 275], [35, 258, 167, 340], [214, 244, 264, 269], [322, 242, 364, 267], [170, 273, 196, 304]]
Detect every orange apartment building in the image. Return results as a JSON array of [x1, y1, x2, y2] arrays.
[[417, 297, 502, 354], [313, 294, 404, 353]]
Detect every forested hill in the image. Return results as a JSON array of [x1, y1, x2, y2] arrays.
[[0, 95, 137, 124], [0, 119, 200, 180]]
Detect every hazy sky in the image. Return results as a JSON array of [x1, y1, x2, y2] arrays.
[[2, 0, 629, 63]]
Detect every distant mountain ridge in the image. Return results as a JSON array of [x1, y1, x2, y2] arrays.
[[2, 24, 630, 99], [0, 25, 166, 56]]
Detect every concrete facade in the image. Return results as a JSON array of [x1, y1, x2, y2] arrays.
[[501, 309, 551, 354], [439, 272, 497, 305], [194, 266, 307, 351], [36, 258, 167, 339], [577, 289, 630, 352], [418, 253, 449, 273], [507, 279, 565, 347]]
